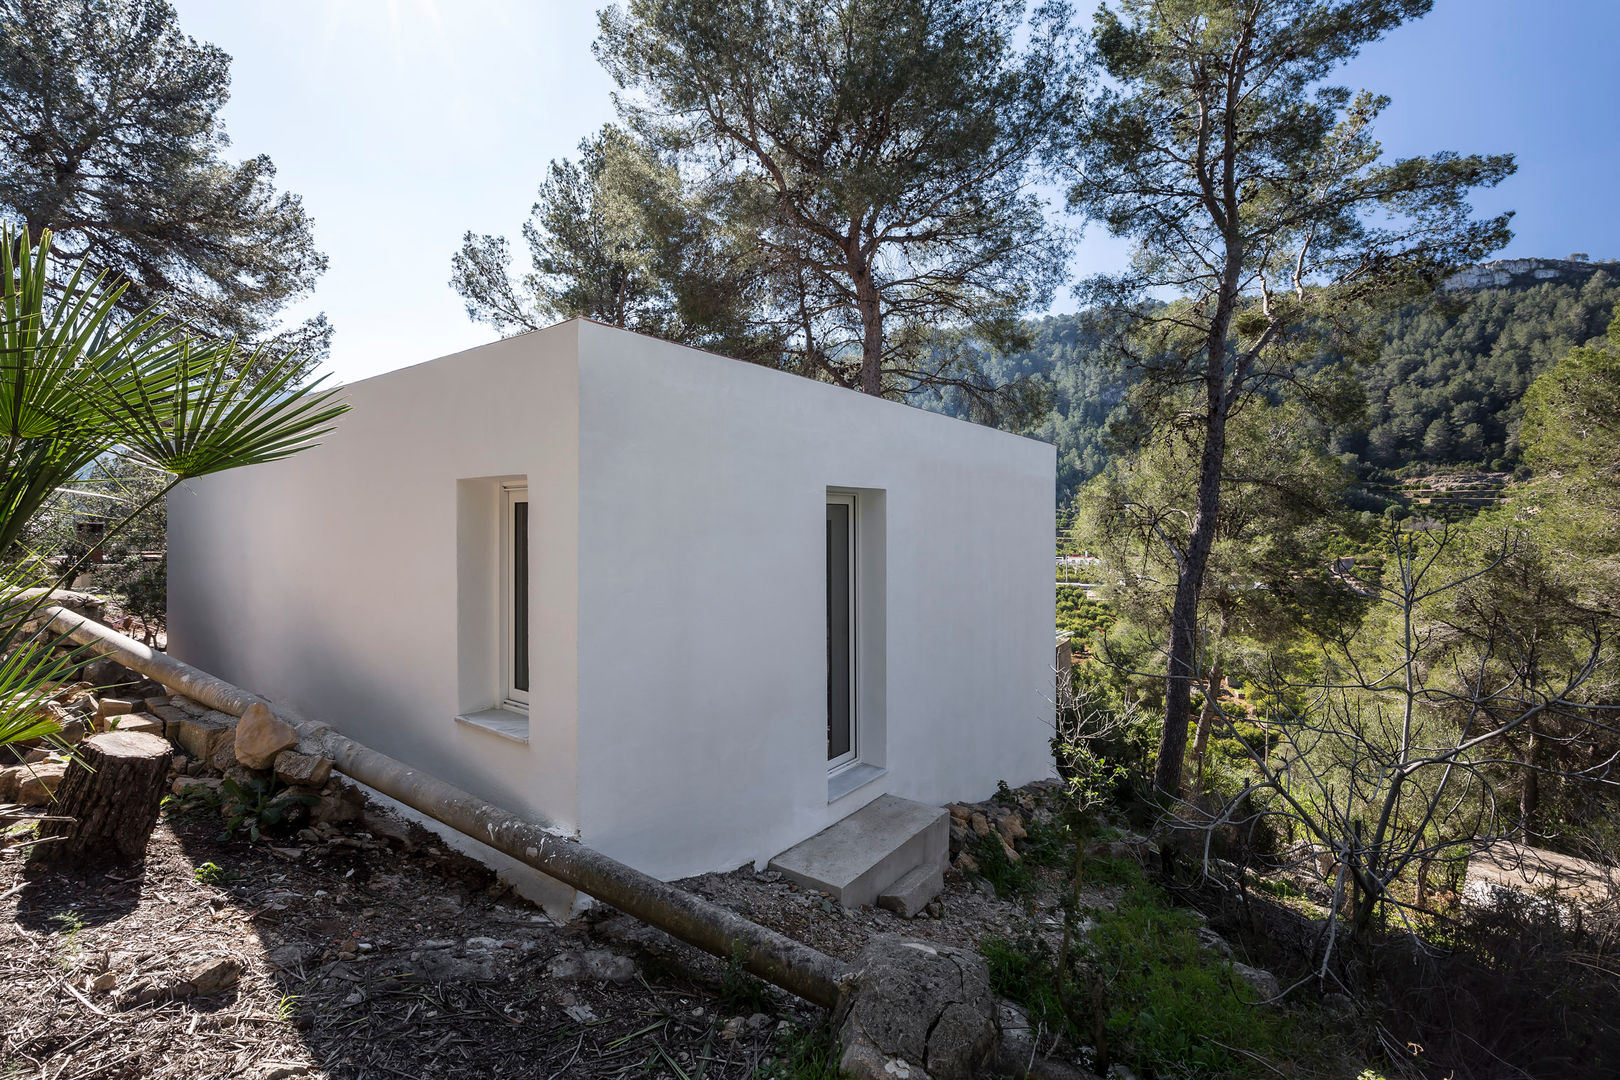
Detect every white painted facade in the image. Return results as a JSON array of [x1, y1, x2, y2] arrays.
[[168, 319, 1056, 889]]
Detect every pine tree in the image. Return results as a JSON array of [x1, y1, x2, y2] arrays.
[[0, 0, 329, 363]]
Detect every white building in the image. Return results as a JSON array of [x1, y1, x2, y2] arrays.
[[168, 319, 1056, 905]]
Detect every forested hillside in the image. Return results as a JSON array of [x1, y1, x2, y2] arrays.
[[931, 259, 1620, 503]]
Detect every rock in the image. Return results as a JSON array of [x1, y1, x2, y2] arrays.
[[1194, 927, 1233, 958], [115, 713, 165, 737], [953, 852, 979, 875], [89, 971, 118, 993], [969, 813, 991, 838], [996, 813, 1027, 842], [170, 696, 209, 717], [1322, 992, 1355, 1020], [94, 698, 136, 721], [55, 717, 88, 745], [83, 656, 140, 692], [172, 776, 223, 798], [412, 950, 498, 982], [1231, 961, 1280, 1001], [267, 943, 319, 971], [946, 804, 971, 823], [720, 1016, 745, 1041], [171, 710, 234, 761], [833, 937, 997, 1080], [235, 704, 297, 769], [998, 835, 1022, 864], [210, 730, 238, 772], [545, 948, 636, 983], [12, 761, 66, 805], [274, 750, 333, 788], [177, 957, 241, 998]]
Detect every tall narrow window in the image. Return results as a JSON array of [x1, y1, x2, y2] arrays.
[[827, 493, 856, 768], [504, 484, 529, 710]]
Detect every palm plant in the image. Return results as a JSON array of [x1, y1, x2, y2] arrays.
[[0, 225, 348, 753]]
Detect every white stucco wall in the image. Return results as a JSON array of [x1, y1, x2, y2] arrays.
[[169, 318, 1056, 886], [168, 322, 584, 838], [571, 322, 1054, 879]]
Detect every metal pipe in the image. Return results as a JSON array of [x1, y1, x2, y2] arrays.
[[44, 607, 850, 1009]]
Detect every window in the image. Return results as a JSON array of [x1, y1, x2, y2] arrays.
[[827, 492, 856, 770], [502, 483, 529, 710]]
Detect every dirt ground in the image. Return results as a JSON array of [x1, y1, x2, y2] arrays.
[[1, 791, 1093, 1080]]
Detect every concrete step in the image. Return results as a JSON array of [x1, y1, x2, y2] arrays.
[[768, 793, 948, 908], [878, 862, 944, 918]]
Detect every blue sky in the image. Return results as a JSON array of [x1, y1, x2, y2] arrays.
[[169, 0, 1620, 385]]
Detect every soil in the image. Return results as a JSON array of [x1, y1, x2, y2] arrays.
[[1, 788, 1099, 1080]]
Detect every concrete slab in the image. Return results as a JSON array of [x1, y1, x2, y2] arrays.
[[878, 862, 944, 918], [768, 794, 948, 908]]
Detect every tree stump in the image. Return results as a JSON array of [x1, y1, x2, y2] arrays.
[[35, 730, 172, 862]]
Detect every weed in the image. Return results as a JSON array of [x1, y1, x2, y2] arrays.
[[50, 910, 86, 968], [718, 943, 775, 1015], [1080, 854, 1142, 888], [1087, 881, 1288, 1078], [220, 775, 316, 842], [192, 861, 237, 885], [275, 993, 299, 1023], [967, 827, 1043, 897], [983, 876, 1293, 1080], [1253, 874, 1306, 900], [754, 1021, 840, 1080]]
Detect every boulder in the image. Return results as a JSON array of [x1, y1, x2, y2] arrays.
[[235, 704, 297, 769], [1231, 961, 1281, 1002], [172, 776, 223, 798], [833, 937, 997, 1080], [172, 711, 234, 761], [94, 697, 136, 722], [8, 762, 67, 805], [114, 713, 164, 736], [274, 751, 333, 788], [210, 730, 239, 772]]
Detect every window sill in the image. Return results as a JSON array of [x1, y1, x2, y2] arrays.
[[828, 762, 885, 803], [456, 708, 530, 744]]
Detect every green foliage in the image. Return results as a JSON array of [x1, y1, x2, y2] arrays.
[[219, 776, 316, 843], [984, 874, 1289, 1080], [0, 0, 330, 363], [593, 0, 1070, 412], [1328, 272, 1620, 469], [1085, 881, 1287, 1078], [192, 861, 237, 885], [451, 123, 773, 365], [1056, 592, 1114, 643], [718, 943, 775, 1015], [966, 829, 1036, 898], [981, 932, 1077, 1042], [754, 1021, 841, 1080], [0, 227, 345, 755]]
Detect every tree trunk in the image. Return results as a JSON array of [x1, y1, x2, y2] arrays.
[[850, 259, 884, 396], [1153, 417, 1226, 797], [1191, 655, 1224, 792], [34, 730, 172, 862], [1520, 719, 1541, 843]]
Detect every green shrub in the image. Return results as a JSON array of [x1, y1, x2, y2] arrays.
[[1088, 882, 1287, 1077], [984, 874, 1291, 1080], [967, 830, 1036, 897]]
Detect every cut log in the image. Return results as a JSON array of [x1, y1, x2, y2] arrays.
[[35, 730, 172, 862]]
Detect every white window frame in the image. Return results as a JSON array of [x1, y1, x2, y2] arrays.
[[501, 482, 529, 712], [827, 491, 858, 773]]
